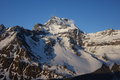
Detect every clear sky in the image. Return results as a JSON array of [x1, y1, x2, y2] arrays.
[[0, 0, 120, 33]]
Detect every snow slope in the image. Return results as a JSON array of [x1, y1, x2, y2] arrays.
[[51, 42, 102, 75]]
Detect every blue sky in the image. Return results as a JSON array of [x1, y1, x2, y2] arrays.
[[0, 0, 120, 33]]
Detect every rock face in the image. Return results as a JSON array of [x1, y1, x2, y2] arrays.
[[0, 24, 6, 34], [0, 16, 120, 80]]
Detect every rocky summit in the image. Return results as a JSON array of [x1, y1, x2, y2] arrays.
[[0, 16, 120, 80]]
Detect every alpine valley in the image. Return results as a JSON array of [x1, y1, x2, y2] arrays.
[[0, 16, 120, 80]]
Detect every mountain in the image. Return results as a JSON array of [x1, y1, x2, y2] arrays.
[[0, 16, 120, 80]]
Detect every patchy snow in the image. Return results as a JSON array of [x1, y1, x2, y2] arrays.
[[0, 32, 16, 50]]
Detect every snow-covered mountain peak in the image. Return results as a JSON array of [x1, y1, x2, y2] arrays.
[[51, 16, 61, 20], [45, 16, 76, 27], [44, 16, 79, 34]]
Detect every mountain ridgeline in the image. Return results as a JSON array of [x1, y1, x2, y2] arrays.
[[0, 16, 120, 80]]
